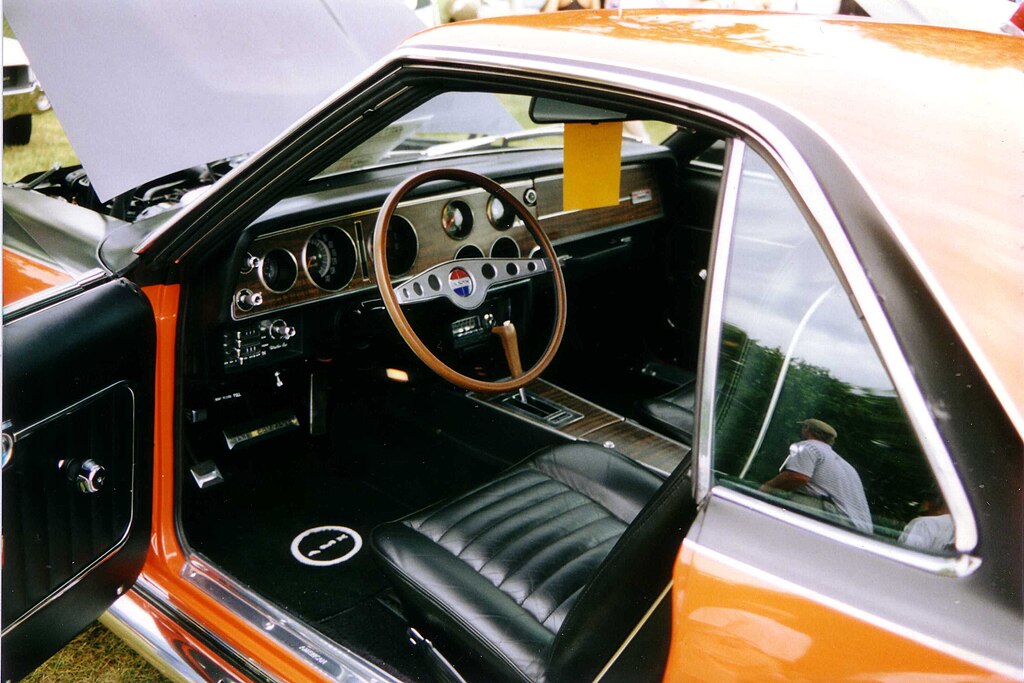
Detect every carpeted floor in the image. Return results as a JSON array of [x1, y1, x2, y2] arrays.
[[183, 394, 516, 680]]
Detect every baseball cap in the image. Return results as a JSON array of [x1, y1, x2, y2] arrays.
[[797, 418, 837, 439]]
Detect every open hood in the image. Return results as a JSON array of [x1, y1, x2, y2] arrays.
[[4, 0, 428, 202]]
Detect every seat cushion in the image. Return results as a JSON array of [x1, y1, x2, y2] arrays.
[[371, 443, 663, 683], [637, 383, 697, 445]]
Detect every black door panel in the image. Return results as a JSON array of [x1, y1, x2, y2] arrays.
[[2, 279, 155, 681]]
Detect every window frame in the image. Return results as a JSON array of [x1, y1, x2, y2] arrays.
[[693, 136, 980, 577]]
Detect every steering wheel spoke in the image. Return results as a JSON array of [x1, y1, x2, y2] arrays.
[[396, 257, 551, 310]]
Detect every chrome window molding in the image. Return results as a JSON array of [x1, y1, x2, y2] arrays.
[[682, 537, 1017, 680], [1, 267, 108, 321], [739, 134, 978, 553], [694, 138, 745, 503], [181, 555, 402, 683], [1, 381, 137, 637], [712, 485, 980, 577]]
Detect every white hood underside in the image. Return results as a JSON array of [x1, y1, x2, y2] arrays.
[[5, 0, 428, 202]]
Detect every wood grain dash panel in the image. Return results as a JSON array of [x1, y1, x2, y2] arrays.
[[527, 379, 622, 437], [581, 420, 690, 475], [232, 180, 536, 319], [530, 165, 664, 251], [230, 164, 662, 319]]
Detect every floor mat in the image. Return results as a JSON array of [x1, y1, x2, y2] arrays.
[[186, 405, 508, 624], [189, 473, 410, 621], [317, 594, 431, 683]]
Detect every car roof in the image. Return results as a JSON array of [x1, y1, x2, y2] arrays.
[[403, 10, 1024, 429]]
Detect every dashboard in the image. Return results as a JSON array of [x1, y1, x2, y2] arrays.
[[210, 156, 671, 376], [229, 164, 664, 321]]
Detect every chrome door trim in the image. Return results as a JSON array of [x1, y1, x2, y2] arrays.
[[693, 138, 744, 503], [2, 268, 108, 321], [102, 587, 255, 683], [712, 485, 980, 577], [181, 555, 402, 683]]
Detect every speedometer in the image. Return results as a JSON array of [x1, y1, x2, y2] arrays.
[[303, 226, 357, 291]]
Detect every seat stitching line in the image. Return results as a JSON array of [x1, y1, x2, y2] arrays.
[[519, 533, 619, 609], [453, 488, 578, 558], [412, 473, 548, 535], [493, 505, 607, 588], [540, 585, 586, 630], [410, 469, 545, 531], [478, 496, 593, 575], [433, 478, 558, 545], [497, 515, 619, 593]]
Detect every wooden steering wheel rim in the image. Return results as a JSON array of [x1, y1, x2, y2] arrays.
[[373, 168, 567, 393]]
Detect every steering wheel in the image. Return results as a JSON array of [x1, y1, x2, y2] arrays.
[[373, 168, 567, 393]]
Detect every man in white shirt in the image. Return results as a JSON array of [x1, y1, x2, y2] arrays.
[[760, 418, 873, 533]]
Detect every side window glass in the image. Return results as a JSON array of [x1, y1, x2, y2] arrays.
[[712, 147, 954, 555]]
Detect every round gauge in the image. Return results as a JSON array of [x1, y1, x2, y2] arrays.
[[303, 225, 357, 291], [441, 200, 473, 240], [455, 244, 484, 260], [487, 195, 516, 231], [489, 236, 520, 259], [381, 214, 418, 276], [259, 248, 298, 293]]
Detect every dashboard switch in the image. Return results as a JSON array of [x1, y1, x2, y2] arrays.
[[236, 289, 264, 311]]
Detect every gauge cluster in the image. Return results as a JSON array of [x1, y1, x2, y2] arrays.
[[229, 165, 661, 319]]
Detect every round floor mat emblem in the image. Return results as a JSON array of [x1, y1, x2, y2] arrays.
[[290, 525, 362, 567]]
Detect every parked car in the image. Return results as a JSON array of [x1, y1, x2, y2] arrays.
[[2, 6, 1021, 683], [2, 37, 47, 146]]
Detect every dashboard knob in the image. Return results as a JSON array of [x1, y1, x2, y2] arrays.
[[236, 289, 264, 311], [269, 319, 296, 340]]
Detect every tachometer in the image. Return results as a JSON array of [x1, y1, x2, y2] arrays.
[[304, 225, 357, 291]]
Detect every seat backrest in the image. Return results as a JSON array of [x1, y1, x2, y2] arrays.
[[546, 457, 697, 682]]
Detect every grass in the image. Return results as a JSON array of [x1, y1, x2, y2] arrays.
[[22, 622, 168, 683], [2, 109, 79, 183]]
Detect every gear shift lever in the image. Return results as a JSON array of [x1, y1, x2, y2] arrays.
[[491, 321, 528, 403]]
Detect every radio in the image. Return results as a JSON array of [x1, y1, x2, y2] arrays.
[[450, 299, 511, 350], [221, 317, 300, 370]]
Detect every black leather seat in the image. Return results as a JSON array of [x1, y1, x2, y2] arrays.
[[372, 442, 696, 683], [636, 382, 697, 445]]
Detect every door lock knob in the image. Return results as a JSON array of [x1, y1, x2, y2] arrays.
[[63, 458, 106, 494]]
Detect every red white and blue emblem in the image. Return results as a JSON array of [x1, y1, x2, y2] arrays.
[[449, 267, 474, 298]]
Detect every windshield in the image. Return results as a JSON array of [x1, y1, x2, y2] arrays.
[[315, 92, 677, 177]]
